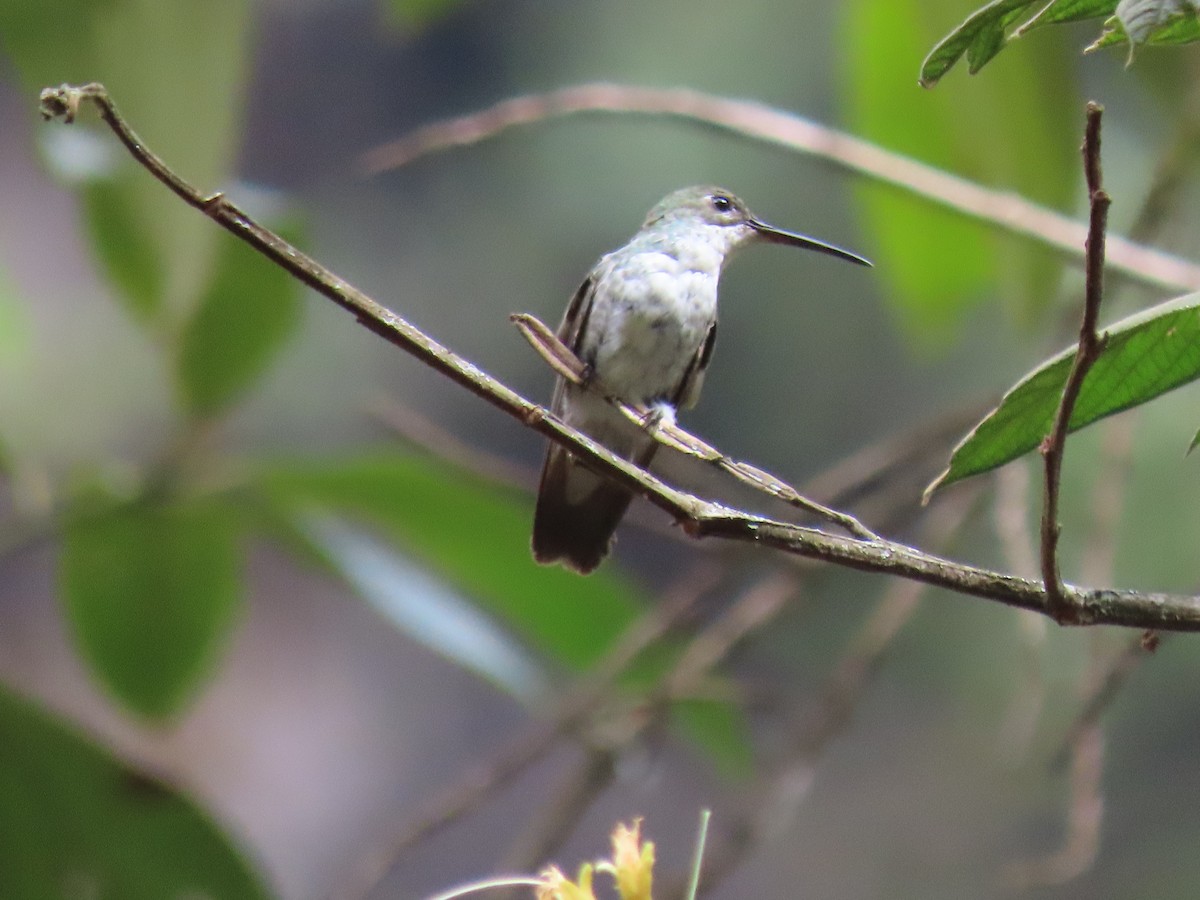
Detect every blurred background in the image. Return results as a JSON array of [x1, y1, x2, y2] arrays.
[[3, 1, 1200, 898]]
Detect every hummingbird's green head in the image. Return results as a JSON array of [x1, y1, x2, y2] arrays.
[[641, 186, 872, 267], [642, 186, 753, 231]]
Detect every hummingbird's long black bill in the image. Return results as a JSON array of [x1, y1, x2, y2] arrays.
[[750, 219, 872, 267]]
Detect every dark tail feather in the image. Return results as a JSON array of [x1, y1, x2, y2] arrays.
[[532, 447, 635, 574]]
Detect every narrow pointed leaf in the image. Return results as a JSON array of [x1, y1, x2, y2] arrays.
[[1024, 0, 1120, 27], [303, 513, 550, 701], [920, 0, 1041, 86], [82, 177, 167, 324], [921, 0, 1121, 84], [255, 451, 643, 671], [176, 222, 304, 417], [253, 451, 754, 768], [0, 686, 268, 899], [59, 498, 243, 719], [928, 293, 1200, 494]]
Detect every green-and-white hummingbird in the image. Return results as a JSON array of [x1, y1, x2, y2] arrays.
[[532, 186, 871, 573]]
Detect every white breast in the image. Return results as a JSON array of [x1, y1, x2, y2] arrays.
[[583, 248, 720, 404]]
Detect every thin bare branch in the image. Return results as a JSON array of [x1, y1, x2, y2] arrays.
[[511, 313, 589, 385], [663, 571, 798, 698], [682, 489, 975, 898], [496, 749, 616, 881], [1005, 725, 1105, 889], [1052, 631, 1166, 769], [493, 570, 795, 893], [361, 83, 1200, 295], [39, 83, 1200, 632], [371, 395, 536, 491], [341, 562, 723, 899]]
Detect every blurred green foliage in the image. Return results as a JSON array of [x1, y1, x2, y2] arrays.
[[82, 177, 168, 325], [61, 495, 244, 719], [177, 224, 306, 417], [842, 0, 1077, 343], [385, 0, 465, 32], [3, 0, 1200, 896], [256, 452, 645, 672], [0, 685, 269, 898]]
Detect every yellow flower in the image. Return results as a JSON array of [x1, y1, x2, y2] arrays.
[[596, 819, 654, 900], [536, 863, 596, 900]]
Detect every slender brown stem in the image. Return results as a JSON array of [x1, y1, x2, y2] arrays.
[[360, 83, 1200, 295], [1039, 103, 1112, 621]]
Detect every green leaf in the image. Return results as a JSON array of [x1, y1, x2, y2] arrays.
[[7, 0, 256, 332], [845, 1, 993, 341], [176, 222, 305, 417], [920, 0, 1119, 85], [962, 5, 1021, 73], [88, 0, 255, 313], [60, 497, 243, 719], [255, 451, 645, 672], [304, 513, 551, 700], [384, 0, 463, 31], [1140, 8, 1200, 39], [0, 0, 110, 92], [1116, 0, 1200, 41], [1089, 0, 1200, 51], [0, 685, 268, 899], [672, 700, 754, 779], [82, 176, 167, 324], [928, 293, 1200, 494], [0, 264, 30, 369], [254, 450, 755, 769], [843, 0, 1077, 343], [1021, 0, 1112, 26], [1087, 20, 1129, 48]]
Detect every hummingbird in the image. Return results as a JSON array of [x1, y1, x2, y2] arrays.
[[532, 186, 871, 573]]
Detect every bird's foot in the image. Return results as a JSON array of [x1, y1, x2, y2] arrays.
[[641, 400, 677, 433]]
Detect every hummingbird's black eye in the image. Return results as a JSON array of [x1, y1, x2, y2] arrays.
[[710, 194, 734, 213]]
